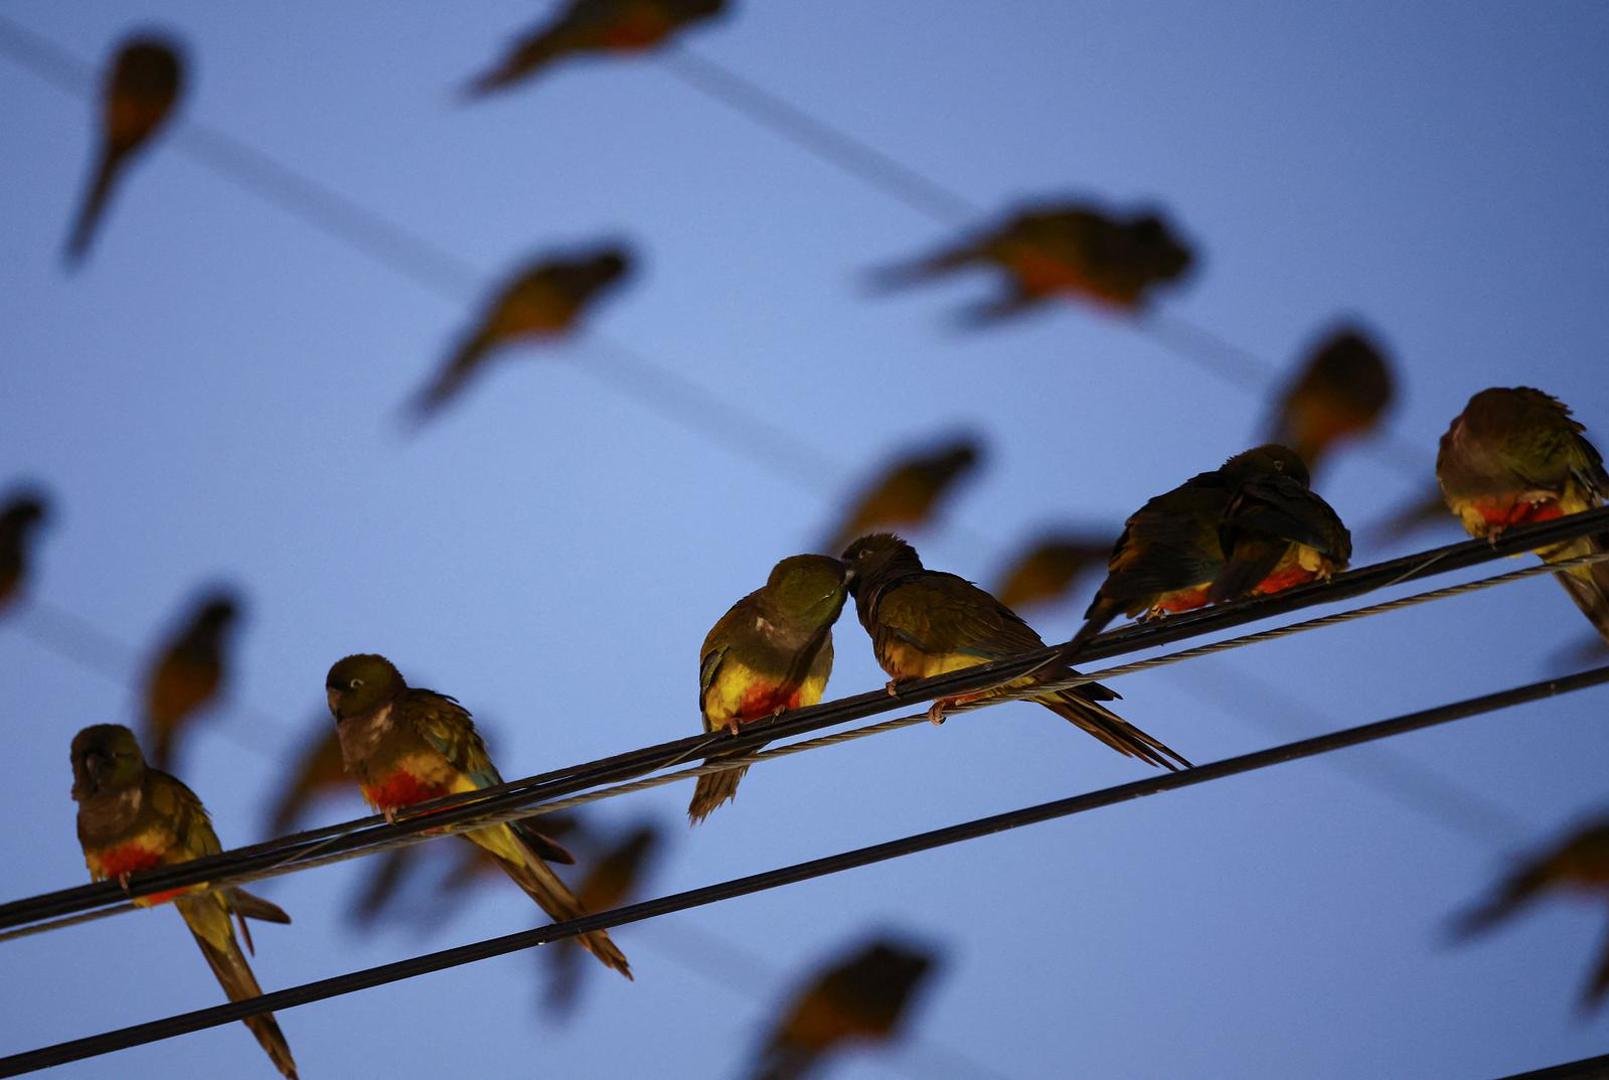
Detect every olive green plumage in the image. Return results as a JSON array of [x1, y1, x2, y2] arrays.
[[1208, 446, 1352, 604]]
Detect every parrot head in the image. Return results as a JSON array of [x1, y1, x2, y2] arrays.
[[70, 723, 147, 801], [194, 591, 241, 631], [765, 554, 848, 624], [1221, 444, 1310, 487], [1126, 212, 1194, 283], [841, 533, 923, 593], [582, 247, 633, 289], [325, 653, 407, 721], [2, 492, 48, 531], [111, 38, 183, 99]]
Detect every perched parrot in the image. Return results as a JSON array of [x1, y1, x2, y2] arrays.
[[64, 36, 184, 265], [992, 530, 1111, 611], [544, 823, 662, 1014], [464, 0, 729, 96], [1267, 326, 1395, 472], [141, 590, 241, 771], [873, 200, 1193, 322], [690, 555, 848, 824], [70, 724, 298, 1078], [1452, 819, 1609, 1009], [0, 490, 49, 616], [842, 534, 1188, 768], [822, 436, 982, 553], [410, 246, 633, 421], [749, 938, 937, 1080], [324, 653, 631, 976], [265, 720, 347, 835], [1437, 387, 1609, 645], [1208, 448, 1351, 605]]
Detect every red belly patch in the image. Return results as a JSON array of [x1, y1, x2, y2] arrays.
[[733, 683, 804, 725], [1254, 565, 1320, 596], [1155, 585, 1211, 613], [92, 844, 189, 904], [362, 771, 451, 812], [1476, 498, 1564, 528]]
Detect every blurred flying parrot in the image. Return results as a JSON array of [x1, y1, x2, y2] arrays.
[[324, 653, 631, 976], [821, 436, 982, 553], [0, 489, 50, 616], [410, 246, 633, 422], [464, 0, 729, 96], [1368, 484, 1458, 547], [64, 35, 184, 265], [991, 529, 1111, 611], [1208, 448, 1351, 604], [1438, 387, 1609, 645], [748, 938, 938, 1080], [264, 719, 347, 835], [141, 589, 241, 771], [842, 533, 1188, 768], [1452, 819, 1609, 1009], [690, 555, 847, 824], [544, 823, 663, 1014], [70, 724, 298, 1078], [1267, 325, 1395, 473], [872, 200, 1193, 322]]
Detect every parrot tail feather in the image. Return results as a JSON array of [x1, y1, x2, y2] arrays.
[[1064, 596, 1123, 662], [191, 926, 299, 1078], [489, 836, 633, 980], [1549, 535, 1609, 647], [751, 1042, 816, 1080], [63, 144, 126, 267], [1448, 864, 1551, 941], [1581, 915, 1609, 1013], [687, 759, 750, 825], [1036, 688, 1190, 771]]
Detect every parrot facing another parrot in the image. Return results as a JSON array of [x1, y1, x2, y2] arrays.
[[324, 653, 631, 976], [842, 533, 1189, 769], [821, 436, 983, 554], [141, 589, 242, 771], [690, 555, 848, 824], [1267, 325, 1395, 473], [464, 0, 729, 97], [0, 490, 50, 616], [64, 35, 185, 265], [70, 724, 298, 1078], [544, 823, 663, 1014], [1437, 387, 1609, 645]]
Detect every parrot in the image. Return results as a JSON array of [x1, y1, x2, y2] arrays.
[[409, 246, 633, 422], [1208, 448, 1352, 605], [544, 823, 662, 1014], [141, 590, 241, 771], [689, 554, 848, 824], [872, 200, 1193, 322], [842, 533, 1188, 768], [69, 724, 298, 1078], [1452, 819, 1609, 1009], [1267, 325, 1395, 473], [1369, 484, 1459, 546], [265, 720, 348, 835], [992, 530, 1112, 611], [821, 436, 983, 553], [324, 653, 631, 977], [1437, 387, 1609, 645], [749, 938, 937, 1080], [64, 35, 185, 265], [464, 0, 729, 97], [0, 490, 49, 616]]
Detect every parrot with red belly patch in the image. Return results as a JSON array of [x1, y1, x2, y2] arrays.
[[1208, 446, 1351, 605], [1438, 387, 1609, 645], [70, 724, 298, 1078], [141, 589, 241, 771], [325, 653, 631, 977], [1267, 325, 1395, 473], [464, 0, 728, 97], [689, 555, 847, 824]]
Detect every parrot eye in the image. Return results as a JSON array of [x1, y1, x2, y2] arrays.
[[349, 678, 365, 689]]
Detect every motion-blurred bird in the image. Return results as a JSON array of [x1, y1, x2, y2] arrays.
[[821, 437, 982, 553], [544, 823, 662, 1014], [410, 246, 632, 421], [690, 555, 847, 824], [70, 724, 298, 1078], [992, 530, 1111, 611], [874, 201, 1193, 322], [0, 490, 49, 616], [141, 589, 241, 771], [464, 0, 728, 97], [1208, 449, 1351, 605], [64, 35, 184, 265], [749, 938, 937, 1080], [1267, 326, 1395, 472], [1453, 819, 1609, 1008], [325, 653, 631, 976], [842, 534, 1188, 768], [1369, 484, 1457, 546], [265, 720, 347, 835], [1438, 387, 1609, 644]]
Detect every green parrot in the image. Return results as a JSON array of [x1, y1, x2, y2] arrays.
[[70, 724, 298, 1078], [842, 534, 1188, 769], [141, 590, 242, 771], [822, 436, 983, 553], [690, 555, 848, 824], [1453, 819, 1609, 1009], [992, 529, 1113, 611], [1438, 387, 1609, 645], [544, 823, 662, 1014], [464, 0, 729, 97], [0, 490, 49, 616], [64, 36, 184, 265], [324, 653, 631, 977], [749, 938, 937, 1080], [1267, 326, 1395, 473], [1207, 447, 1351, 604], [410, 246, 632, 421], [873, 200, 1193, 323]]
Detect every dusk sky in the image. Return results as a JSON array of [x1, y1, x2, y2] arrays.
[[3, 3, 1609, 1078]]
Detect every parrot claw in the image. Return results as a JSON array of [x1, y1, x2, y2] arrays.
[[927, 700, 950, 726], [383, 807, 399, 826], [117, 872, 134, 896], [885, 679, 900, 697], [724, 720, 742, 737]]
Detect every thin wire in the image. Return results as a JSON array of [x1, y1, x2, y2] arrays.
[[4, 664, 1606, 1077], [1493, 1053, 1609, 1080]]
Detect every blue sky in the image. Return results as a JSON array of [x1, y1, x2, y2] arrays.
[[3, 3, 1609, 1078]]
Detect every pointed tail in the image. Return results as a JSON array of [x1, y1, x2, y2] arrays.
[[1063, 595, 1124, 662], [1034, 684, 1190, 771], [1449, 862, 1553, 941], [180, 900, 298, 1079], [64, 144, 127, 267], [1547, 535, 1609, 648], [687, 755, 751, 825], [1582, 914, 1609, 1013]]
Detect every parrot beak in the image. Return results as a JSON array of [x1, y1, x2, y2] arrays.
[[73, 749, 111, 800], [326, 687, 343, 719]]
